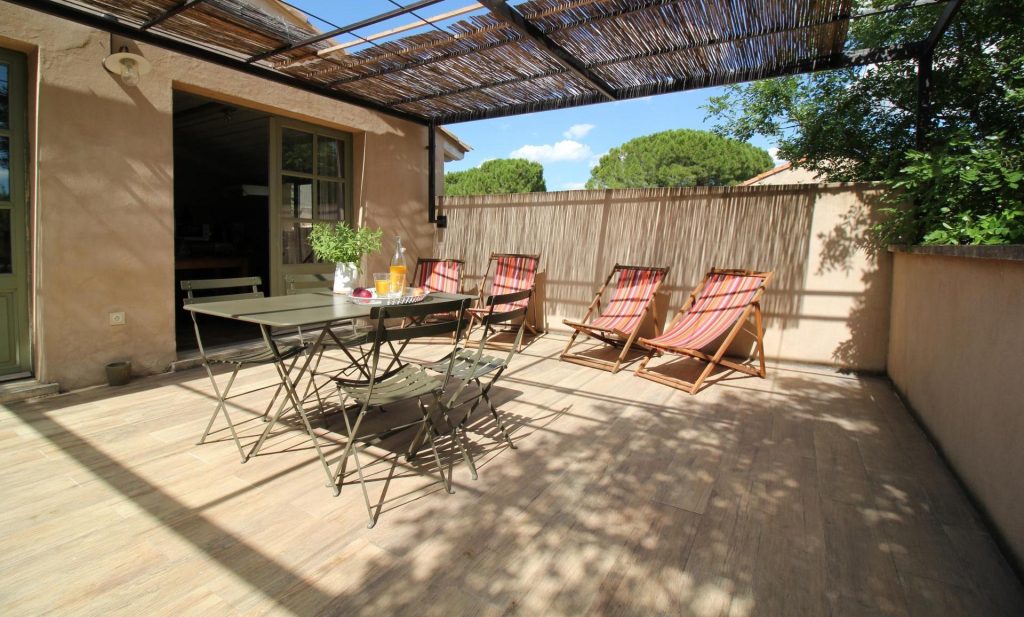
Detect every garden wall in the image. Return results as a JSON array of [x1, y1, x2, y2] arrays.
[[436, 184, 891, 371], [888, 247, 1024, 572]]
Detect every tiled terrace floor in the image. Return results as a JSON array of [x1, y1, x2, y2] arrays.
[[2, 333, 1022, 616]]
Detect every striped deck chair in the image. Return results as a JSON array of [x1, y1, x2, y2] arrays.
[[467, 253, 541, 348], [636, 268, 772, 394], [560, 264, 668, 373], [405, 258, 464, 329], [411, 258, 464, 294]]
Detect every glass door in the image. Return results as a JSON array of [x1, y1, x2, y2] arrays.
[[0, 48, 29, 377], [269, 118, 353, 296]]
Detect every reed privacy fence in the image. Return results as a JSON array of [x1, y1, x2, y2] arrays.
[[435, 184, 892, 371]]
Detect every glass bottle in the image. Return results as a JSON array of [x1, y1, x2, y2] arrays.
[[388, 236, 407, 297]]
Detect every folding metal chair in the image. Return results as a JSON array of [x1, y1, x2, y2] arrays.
[[283, 272, 335, 346], [284, 272, 372, 387], [424, 288, 531, 466], [331, 297, 473, 528], [182, 277, 305, 462]]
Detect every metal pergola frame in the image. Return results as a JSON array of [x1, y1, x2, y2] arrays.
[[5, 0, 965, 223]]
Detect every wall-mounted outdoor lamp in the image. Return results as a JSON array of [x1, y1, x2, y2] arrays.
[[103, 34, 151, 87]]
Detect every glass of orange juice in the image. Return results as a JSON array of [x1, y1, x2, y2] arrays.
[[373, 273, 390, 296], [388, 264, 407, 297]]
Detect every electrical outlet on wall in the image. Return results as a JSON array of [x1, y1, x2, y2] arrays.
[[109, 312, 126, 326]]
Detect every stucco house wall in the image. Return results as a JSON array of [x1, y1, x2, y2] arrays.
[[742, 162, 823, 186], [0, 4, 437, 389]]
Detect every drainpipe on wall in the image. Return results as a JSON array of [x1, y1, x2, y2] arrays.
[[427, 121, 437, 225]]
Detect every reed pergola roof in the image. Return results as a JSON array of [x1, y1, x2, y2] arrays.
[[14, 0, 951, 125]]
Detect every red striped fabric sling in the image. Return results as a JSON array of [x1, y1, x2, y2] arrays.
[[588, 267, 665, 334], [413, 259, 462, 294], [646, 273, 762, 351], [488, 255, 538, 311]]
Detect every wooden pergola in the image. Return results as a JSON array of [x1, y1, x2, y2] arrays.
[[10, 0, 964, 221]]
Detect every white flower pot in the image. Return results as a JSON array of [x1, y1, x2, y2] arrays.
[[333, 261, 359, 294]]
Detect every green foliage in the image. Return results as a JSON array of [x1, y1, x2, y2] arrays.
[[445, 159, 546, 195], [307, 222, 382, 265], [585, 129, 773, 189], [879, 133, 1024, 245], [704, 0, 1024, 245]]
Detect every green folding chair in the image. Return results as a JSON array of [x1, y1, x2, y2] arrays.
[[283, 273, 410, 379], [284, 273, 373, 394], [423, 288, 532, 469], [283, 272, 335, 346], [331, 297, 473, 528], [182, 277, 305, 462]]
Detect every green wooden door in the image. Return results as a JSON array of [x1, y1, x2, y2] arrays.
[[0, 49, 30, 377]]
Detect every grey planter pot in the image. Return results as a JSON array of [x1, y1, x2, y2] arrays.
[[105, 361, 131, 386]]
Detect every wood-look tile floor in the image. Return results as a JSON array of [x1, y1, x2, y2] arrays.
[[2, 333, 1022, 616]]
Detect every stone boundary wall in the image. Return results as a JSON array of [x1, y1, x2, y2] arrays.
[[888, 248, 1024, 573]]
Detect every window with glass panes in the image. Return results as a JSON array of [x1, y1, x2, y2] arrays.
[[279, 126, 352, 264]]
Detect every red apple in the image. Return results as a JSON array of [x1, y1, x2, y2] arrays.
[[351, 287, 372, 298]]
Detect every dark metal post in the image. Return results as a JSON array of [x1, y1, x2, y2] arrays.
[[912, 50, 934, 242], [916, 51, 932, 150], [428, 123, 437, 224], [915, 0, 964, 150]]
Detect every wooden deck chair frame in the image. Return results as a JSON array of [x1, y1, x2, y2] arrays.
[[636, 268, 773, 395], [560, 264, 669, 373], [467, 252, 542, 350]]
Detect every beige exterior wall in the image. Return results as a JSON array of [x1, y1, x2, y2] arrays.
[[748, 165, 822, 185], [888, 251, 1024, 571], [437, 183, 891, 370], [0, 5, 435, 389]]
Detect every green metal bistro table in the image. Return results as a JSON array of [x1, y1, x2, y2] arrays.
[[183, 291, 471, 488]]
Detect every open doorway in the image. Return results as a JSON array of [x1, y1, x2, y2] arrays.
[[173, 92, 270, 351]]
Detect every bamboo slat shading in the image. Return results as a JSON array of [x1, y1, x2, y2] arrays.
[[20, 0, 945, 124]]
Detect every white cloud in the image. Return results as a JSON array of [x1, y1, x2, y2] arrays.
[[768, 148, 786, 165], [589, 151, 608, 169], [562, 124, 595, 140], [561, 181, 587, 190], [477, 158, 495, 167], [509, 140, 593, 163]]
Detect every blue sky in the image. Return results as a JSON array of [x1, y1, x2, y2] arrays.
[[286, 1, 782, 189], [441, 89, 782, 190]]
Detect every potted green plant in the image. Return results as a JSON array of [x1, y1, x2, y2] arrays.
[[308, 222, 383, 293]]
